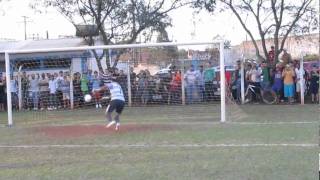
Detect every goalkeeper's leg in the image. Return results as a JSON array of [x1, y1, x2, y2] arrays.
[[105, 104, 116, 128], [114, 100, 125, 131]]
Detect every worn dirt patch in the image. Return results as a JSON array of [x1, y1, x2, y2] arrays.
[[33, 124, 174, 138]]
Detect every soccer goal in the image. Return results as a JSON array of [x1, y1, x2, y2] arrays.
[[2, 41, 230, 127]]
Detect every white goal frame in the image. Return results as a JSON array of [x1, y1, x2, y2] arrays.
[[4, 41, 226, 127]]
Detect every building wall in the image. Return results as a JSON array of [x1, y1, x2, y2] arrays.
[[234, 33, 319, 60]]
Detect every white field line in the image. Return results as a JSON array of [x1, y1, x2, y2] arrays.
[[33, 121, 319, 126], [0, 143, 317, 149]]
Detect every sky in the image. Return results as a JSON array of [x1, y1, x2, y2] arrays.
[[0, 0, 318, 46]]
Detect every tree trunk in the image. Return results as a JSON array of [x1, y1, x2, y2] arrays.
[[96, 59, 103, 72]]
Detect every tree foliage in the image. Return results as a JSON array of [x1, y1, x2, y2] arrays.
[[32, 0, 189, 71], [194, 0, 318, 66]]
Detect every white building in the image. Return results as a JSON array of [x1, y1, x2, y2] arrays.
[[0, 38, 128, 76]]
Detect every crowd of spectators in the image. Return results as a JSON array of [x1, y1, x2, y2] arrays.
[[0, 50, 318, 112], [0, 64, 213, 111], [231, 48, 319, 104]]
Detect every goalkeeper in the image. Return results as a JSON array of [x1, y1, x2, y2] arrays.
[[96, 72, 125, 131]]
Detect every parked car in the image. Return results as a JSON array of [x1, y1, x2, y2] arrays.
[[212, 66, 236, 98]]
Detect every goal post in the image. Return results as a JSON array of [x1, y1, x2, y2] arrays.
[[5, 52, 13, 127], [4, 41, 226, 126]]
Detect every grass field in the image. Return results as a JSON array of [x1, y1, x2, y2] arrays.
[[0, 104, 318, 180]]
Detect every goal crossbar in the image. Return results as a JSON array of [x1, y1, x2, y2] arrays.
[[4, 41, 226, 127], [3, 41, 220, 54]]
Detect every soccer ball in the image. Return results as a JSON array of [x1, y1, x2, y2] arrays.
[[84, 94, 92, 102]]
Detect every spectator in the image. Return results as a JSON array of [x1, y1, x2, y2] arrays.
[[56, 71, 64, 108], [280, 49, 292, 66], [137, 70, 146, 104], [310, 65, 319, 103], [129, 67, 137, 103], [39, 73, 49, 110], [87, 69, 93, 92], [140, 72, 149, 105], [61, 75, 70, 109], [197, 65, 205, 102], [168, 71, 181, 104], [48, 74, 57, 110], [153, 74, 162, 103], [184, 65, 198, 104], [118, 70, 128, 101], [10, 76, 18, 110], [81, 72, 89, 95], [246, 63, 260, 103], [21, 71, 29, 110], [282, 64, 295, 104], [260, 61, 271, 90], [294, 63, 306, 102], [29, 74, 40, 110], [272, 64, 283, 104], [204, 62, 215, 102], [268, 46, 275, 65], [0, 76, 5, 111], [91, 71, 102, 108], [233, 60, 242, 103], [73, 72, 82, 108]]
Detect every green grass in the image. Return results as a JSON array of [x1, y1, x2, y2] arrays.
[[0, 104, 319, 180]]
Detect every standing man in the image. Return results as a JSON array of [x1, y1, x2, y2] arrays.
[[29, 74, 40, 110], [48, 74, 57, 110], [21, 72, 29, 110], [282, 64, 295, 104], [197, 65, 205, 102], [268, 46, 275, 66], [246, 63, 260, 103], [10, 76, 18, 110], [260, 61, 271, 90], [39, 73, 49, 110], [281, 49, 292, 66], [204, 62, 215, 102], [184, 65, 198, 104], [294, 63, 306, 102]]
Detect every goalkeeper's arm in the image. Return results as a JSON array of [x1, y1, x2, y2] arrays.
[[94, 85, 108, 93]]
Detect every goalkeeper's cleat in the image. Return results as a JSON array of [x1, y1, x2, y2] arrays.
[[115, 123, 120, 131], [106, 121, 116, 128]]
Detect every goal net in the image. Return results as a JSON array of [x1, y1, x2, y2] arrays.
[[1, 41, 247, 127]]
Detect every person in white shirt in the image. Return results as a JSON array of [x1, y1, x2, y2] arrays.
[[48, 74, 57, 110], [294, 63, 306, 102], [95, 74, 125, 131], [10, 76, 18, 110], [184, 65, 198, 104], [29, 74, 40, 110], [246, 63, 261, 102]]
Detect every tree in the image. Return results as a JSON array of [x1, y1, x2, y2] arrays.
[[194, 0, 318, 66], [32, 0, 189, 71]]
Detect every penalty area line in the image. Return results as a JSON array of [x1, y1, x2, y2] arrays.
[[0, 143, 317, 149]]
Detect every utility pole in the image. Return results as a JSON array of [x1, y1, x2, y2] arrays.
[[21, 16, 31, 40]]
